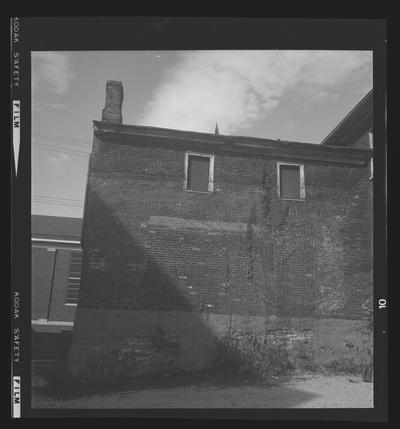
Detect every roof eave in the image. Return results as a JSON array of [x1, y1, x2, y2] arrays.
[[93, 121, 371, 166], [321, 90, 373, 146]]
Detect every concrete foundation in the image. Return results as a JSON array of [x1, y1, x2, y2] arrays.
[[69, 309, 371, 380]]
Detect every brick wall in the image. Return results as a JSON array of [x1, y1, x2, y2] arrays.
[[78, 135, 372, 321]]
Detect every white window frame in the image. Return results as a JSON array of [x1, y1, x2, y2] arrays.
[[64, 251, 82, 307], [368, 130, 373, 180], [184, 151, 214, 193], [277, 162, 305, 200]]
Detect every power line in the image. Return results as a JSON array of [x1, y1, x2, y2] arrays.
[[32, 194, 84, 203], [32, 142, 91, 154], [32, 136, 92, 149], [33, 130, 90, 142], [32, 138, 91, 150], [32, 201, 84, 207], [32, 143, 91, 156], [32, 130, 92, 145], [33, 196, 84, 202], [32, 194, 84, 201], [32, 197, 83, 204], [32, 198, 84, 207], [33, 198, 84, 205]]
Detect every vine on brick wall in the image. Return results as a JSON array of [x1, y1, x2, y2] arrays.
[[246, 203, 257, 282], [261, 170, 272, 222], [259, 170, 289, 322], [241, 169, 292, 321], [225, 251, 234, 336]]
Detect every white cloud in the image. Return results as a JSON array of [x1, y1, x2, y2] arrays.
[[140, 50, 372, 134], [32, 52, 74, 97], [307, 90, 341, 104], [47, 152, 71, 173], [48, 102, 65, 110]]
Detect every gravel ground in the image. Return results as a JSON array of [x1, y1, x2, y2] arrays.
[[32, 373, 373, 408]]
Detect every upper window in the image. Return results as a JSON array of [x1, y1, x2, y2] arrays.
[[184, 152, 214, 192], [277, 163, 305, 200]]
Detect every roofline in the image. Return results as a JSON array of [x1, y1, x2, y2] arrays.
[[31, 238, 81, 245], [321, 90, 373, 146], [31, 214, 83, 221], [93, 121, 371, 166]]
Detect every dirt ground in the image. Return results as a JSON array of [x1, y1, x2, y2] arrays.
[[32, 373, 373, 409]]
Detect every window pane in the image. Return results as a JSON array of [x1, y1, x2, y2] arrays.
[[280, 165, 300, 199], [188, 156, 210, 192], [65, 251, 82, 305]]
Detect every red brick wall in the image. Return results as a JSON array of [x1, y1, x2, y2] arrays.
[[78, 135, 372, 320]]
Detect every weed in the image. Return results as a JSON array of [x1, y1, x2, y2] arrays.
[[323, 357, 364, 375], [211, 332, 294, 382]]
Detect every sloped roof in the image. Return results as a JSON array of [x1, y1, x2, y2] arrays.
[[31, 215, 82, 241], [321, 90, 373, 147]]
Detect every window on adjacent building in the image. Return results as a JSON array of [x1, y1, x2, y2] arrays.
[[278, 163, 305, 199], [368, 130, 373, 180], [65, 251, 82, 306], [184, 152, 214, 192]]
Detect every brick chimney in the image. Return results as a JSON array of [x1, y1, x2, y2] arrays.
[[102, 80, 123, 124]]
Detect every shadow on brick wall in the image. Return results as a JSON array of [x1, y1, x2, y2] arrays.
[[69, 186, 219, 380]]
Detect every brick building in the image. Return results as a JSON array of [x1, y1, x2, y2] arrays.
[[69, 81, 373, 378], [32, 215, 83, 359]]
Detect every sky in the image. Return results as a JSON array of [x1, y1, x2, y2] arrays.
[[31, 50, 373, 218]]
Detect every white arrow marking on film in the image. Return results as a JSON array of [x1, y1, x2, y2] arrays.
[[13, 100, 20, 176]]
